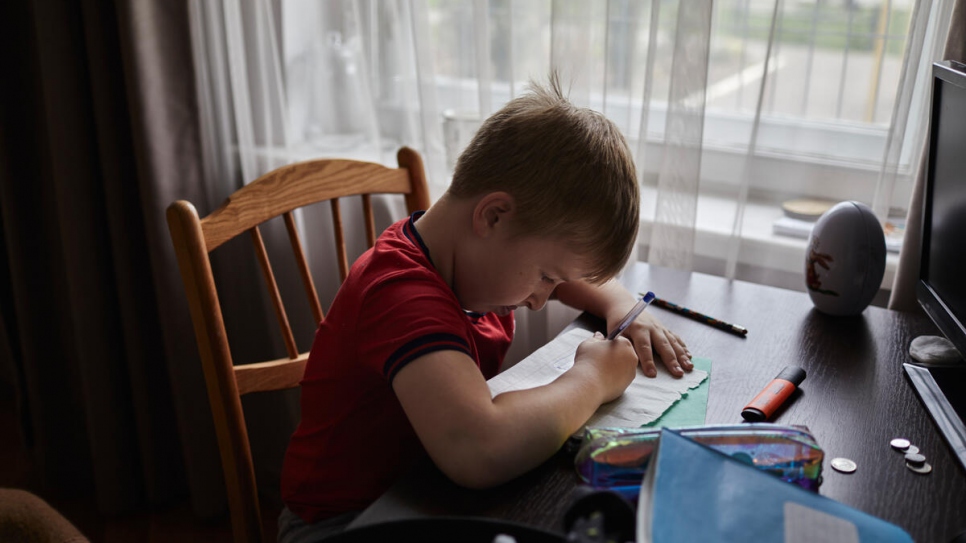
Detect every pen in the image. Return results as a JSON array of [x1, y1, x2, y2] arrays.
[[642, 294, 749, 337], [607, 291, 655, 340]]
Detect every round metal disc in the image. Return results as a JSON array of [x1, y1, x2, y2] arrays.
[[904, 452, 926, 466], [890, 438, 911, 451], [904, 445, 920, 455], [906, 461, 932, 475], [831, 457, 857, 473]]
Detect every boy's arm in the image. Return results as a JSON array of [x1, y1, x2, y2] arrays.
[[392, 333, 637, 489], [554, 279, 692, 378]]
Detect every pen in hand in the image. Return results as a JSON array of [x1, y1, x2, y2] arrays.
[[606, 291, 656, 340]]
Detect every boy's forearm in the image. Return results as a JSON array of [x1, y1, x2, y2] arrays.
[[452, 364, 608, 487], [396, 352, 609, 489], [395, 334, 638, 490]]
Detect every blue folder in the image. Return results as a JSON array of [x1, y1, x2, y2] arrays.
[[637, 429, 913, 543]]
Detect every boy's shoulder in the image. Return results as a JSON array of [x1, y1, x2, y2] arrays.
[[337, 215, 457, 316], [352, 215, 435, 285]]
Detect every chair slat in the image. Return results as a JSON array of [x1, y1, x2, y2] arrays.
[[361, 194, 377, 248], [234, 354, 308, 395], [330, 199, 349, 281], [250, 226, 299, 359], [284, 212, 324, 325]]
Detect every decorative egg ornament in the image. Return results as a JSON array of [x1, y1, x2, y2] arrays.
[[805, 201, 886, 316]]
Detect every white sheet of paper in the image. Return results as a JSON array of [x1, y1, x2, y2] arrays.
[[487, 328, 708, 427]]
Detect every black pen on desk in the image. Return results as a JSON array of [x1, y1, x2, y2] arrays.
[[607, 291, 655, 340], [642, 294, 748, 337]]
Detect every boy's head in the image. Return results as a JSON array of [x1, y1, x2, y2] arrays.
[[447, 74, 639, 284]]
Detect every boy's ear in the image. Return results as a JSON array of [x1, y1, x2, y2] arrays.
[[472, 192, 515, 237]]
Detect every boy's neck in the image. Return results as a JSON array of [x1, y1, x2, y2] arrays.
[[410, 194, 470, 291]]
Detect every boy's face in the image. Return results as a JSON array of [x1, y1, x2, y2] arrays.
[[457, 231, 592, 316]]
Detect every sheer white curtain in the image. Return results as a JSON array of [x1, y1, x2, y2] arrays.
[[189, 0, 955, 361]]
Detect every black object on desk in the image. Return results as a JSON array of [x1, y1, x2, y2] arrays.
[[331, 517, 562, 542], [332, 489, 634, 543], [905, 60, 966, 480], [562, 488, 635, 543], [903, 363, 966, 474]]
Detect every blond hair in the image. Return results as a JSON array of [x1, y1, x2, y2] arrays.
[[447, 74, 640, 283]]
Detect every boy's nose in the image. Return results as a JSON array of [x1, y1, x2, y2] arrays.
[[526, 289, 551, 311]]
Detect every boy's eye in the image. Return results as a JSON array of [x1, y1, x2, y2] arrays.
[[541, 275, 555, 284]]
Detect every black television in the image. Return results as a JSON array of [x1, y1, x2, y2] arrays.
[[904, 60, 966, 475]]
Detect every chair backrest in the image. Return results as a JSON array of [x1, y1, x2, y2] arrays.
[[166, 147, 430, 543]]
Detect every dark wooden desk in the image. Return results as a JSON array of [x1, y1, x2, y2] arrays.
[[351, 264, 966, 542]]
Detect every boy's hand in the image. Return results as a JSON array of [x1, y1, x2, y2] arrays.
[[609, 308, 692, 378], [553, 279, 692, 379], [573, 331, 638, 403]]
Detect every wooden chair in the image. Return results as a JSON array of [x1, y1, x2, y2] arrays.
[[166, 148, 431, 543]]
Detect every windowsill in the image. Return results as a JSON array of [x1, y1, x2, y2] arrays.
[[637, 189, 900, 295]]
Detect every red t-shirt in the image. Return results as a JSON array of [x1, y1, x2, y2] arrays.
[[280, 213, 514, 522]]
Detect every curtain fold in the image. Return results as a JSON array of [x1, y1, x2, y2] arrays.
[[0, 0, 200, 515], [0, 0, 264, 521], [646, 1, 712, 271], [117, 0, 234, 518]]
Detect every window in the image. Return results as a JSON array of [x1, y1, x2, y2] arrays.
[[422, 0, 919, 205]]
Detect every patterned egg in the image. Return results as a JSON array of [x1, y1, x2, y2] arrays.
[[805, 201, 886, 316]]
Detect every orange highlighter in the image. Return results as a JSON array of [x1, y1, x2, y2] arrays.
[[741, 366, 806, 422]]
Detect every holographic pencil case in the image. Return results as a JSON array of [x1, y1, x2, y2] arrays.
[[574, 424, 824, 501]]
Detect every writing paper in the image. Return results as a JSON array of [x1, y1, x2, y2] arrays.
[[487, 328, 708, 427]]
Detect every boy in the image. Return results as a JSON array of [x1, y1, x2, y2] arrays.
[[278, 76, 692, 541]]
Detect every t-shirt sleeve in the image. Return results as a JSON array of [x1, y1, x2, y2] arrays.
[[357, 271, 475, 383]]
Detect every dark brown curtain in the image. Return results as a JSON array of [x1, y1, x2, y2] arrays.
[[890, 0, 966, 311], [0, 0, 233, 519]]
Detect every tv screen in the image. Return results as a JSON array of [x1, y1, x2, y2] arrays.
[[918, 60, 966, 358], [906, 60, 966, 475]]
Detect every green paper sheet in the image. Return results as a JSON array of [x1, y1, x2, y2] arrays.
[[640, 357, 711, 429]]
